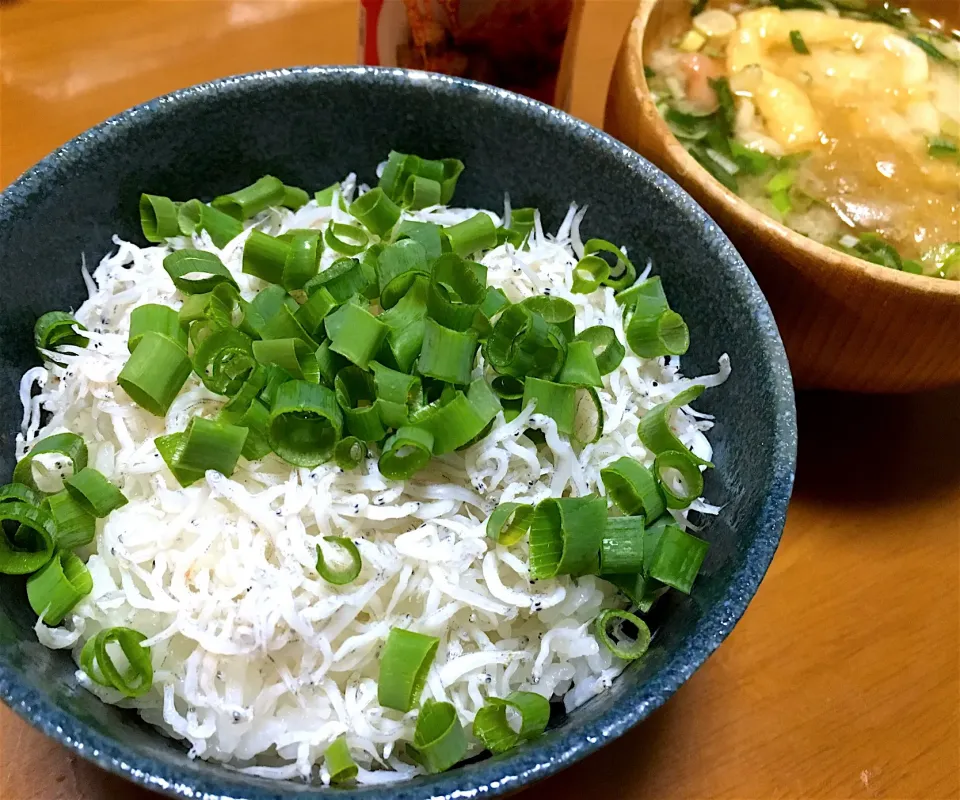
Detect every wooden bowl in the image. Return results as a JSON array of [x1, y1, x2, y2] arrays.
[[606, 0, 960, 393]]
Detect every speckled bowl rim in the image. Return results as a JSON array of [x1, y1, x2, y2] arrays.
[[0, 66, 796, 800], [628, 0, 960, 297]]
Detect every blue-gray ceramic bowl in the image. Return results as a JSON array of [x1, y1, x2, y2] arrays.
[[0, 66, 795, 800]]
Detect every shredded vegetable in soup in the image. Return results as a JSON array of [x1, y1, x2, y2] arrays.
[[5, 153, 730, 784], [648, 0, 960, 279]]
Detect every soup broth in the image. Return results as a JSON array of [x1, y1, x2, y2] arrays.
[[647, 1, 960, 279]]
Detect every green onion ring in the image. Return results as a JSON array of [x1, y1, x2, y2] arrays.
[[334, 436, 367, 471], [654, 450, 704, 510], [325, 735, 358, 784], [177, 200, 244, 248], [267, 381, 343, 467], [212, 175, 285, 220], [26, 551, 93, 625], [163, 249, 238, 295], [43, 489, 96, 550], [594, 609, 651, 660], [584, 238, 636, 291], [379, 427, 434, 481], [64, 467, 128, 518], [13, 433, 88, 492], [486, 502, 534, 546], [282, 230, 321, 291], [0, 501, 56, 575], [324, 222, 369, 256], [529, 496, 607, 580], [128, 305, 186, 353], [472, 691, 550, 754], [243, 230, 291, 285], [316, 536, 362, 585], [378, 627, 439, 712], [598, 516, 645, 575], [80, 626, 154, 697], [34, 311, 89, 364], [411, 699, 468, 774], [637, 385, 712, 467], [574, 326, 624, 376], [139, 194, 180, 242], [600, 456, 666, 520], [571, 255, 611, 293], [252, 338, 320, 383], [647, 525, 709, 594]]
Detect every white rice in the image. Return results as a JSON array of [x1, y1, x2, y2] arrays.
[[19, 174, 729, 784]]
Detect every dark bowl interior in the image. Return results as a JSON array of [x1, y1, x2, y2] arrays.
[[0, 67, 795, 800]]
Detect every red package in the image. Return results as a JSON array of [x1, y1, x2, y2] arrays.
[[360, 0, 575, 104]]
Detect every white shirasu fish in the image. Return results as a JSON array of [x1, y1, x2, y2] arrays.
[[19, 174, 729, 784]]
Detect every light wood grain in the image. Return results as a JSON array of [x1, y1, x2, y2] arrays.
[[605, 0, 960, 394], [1, 2, 959, 799]]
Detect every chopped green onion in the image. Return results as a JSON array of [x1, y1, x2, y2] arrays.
[[472, 691, 550, 754], [334, 436, 367, 471], [598, 516, 645, 574], [600, 456, 666, 520], [427, 254, 486, 332], [396, 220, 444, 261], [480, 286, 510, 320], [378, 627, 439, 712], [770, 189, 792, 215], [44, 489, 96, 550], [316, 340, 348, 387], [789, 29, 809, 54], [409, 379, 500, 454], [80, 626, 153, 697], [485, 304, 562, 380], [584, 239, 636, 291], [282, 230, 321, 291], [221, 363, 268, 416], [648, 524, 709, 593], [626, 308, 690, 358], [379, 426, 434, 480], [243, 230, 291, 285], [403, 174, 442, 209], [178, 200, 243, 247], [765, 169, 796, 194], [26, 551, 92, 625], [349, 187, 402, 236], [139, 194, 180, 242], [259, 301, 318, 348], [174, 417, 248, 477], [35, 311, 88, 363], [219, 398, 272, 462], [439, 158, 465, 204], [907, 34, 946, 61], [573, 386, 604, 444], [638, 385, 712, 467], [521, 296, 576, 341], [522, 377, 577, 434], [557, 340, 603, 387], [378, 150, 409, 200], [129, 304, 186, 352], [335, 366, 387, 442], [324, 302, 387, 369], [64, 468, 127, 518], [411, 699, 468, 774], [0, 502, 56, 574], [529, 496, 607, 580], [594, 609, 651, 660], [927, 135, 959, 160], [486, 502, 534, 546], [572, 254, 611, 293], [191, 327, 257, 396], [378, 276, 429, 372], [444, 213, 497, 257], [268, 381, 342, 467], [324, 222, 369, 256], [371, 361, 422, 428], [282, 184, 310, 210], [730, 140, 776, 175], [654, 450, 704, 509], [315, 182, 346, 208], [305, 257, 374, 303], [501, 207, 536, 248], [0, 483, 42, 507], [574, 326, 624, 375], [13, 433, 88, 492], [324, 735, 358, 785], [163, 249, 238, 295], [295, 287, 338, 339], [377, 239, 430, 309], [418, 319, 478, 385], [212, 175, 285, 220], [316, 536, 362, 585], [155, 432, 203, 488], [252, 338, 319, 383]]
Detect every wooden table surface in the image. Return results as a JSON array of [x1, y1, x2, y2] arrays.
[[1, 2, 958, 798]]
